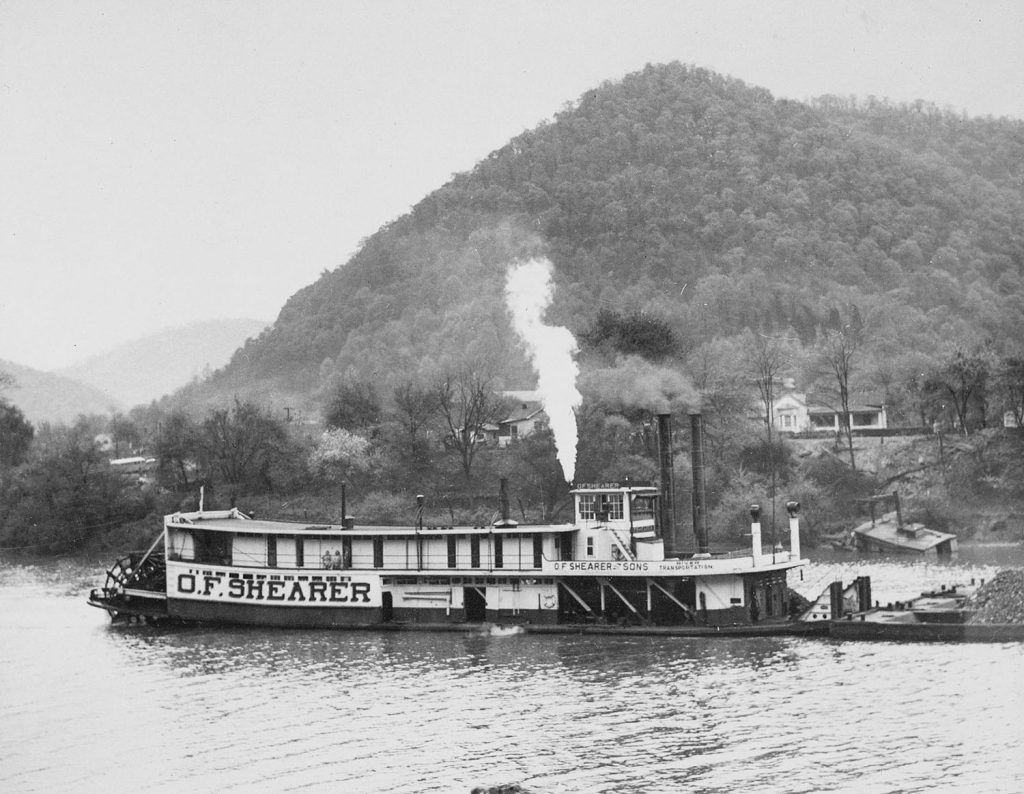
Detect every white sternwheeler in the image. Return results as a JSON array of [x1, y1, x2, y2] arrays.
[[89, 413, 825, 637]]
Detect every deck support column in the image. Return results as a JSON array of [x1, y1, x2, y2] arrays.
[[598, 578, 640, 616], [558, 582, 593, 613], [648, 579, 694, 619]]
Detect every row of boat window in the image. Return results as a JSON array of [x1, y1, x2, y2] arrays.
[[178, 529, 571, 569]]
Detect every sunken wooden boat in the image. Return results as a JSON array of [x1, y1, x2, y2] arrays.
[[847, 492, 958, 557]]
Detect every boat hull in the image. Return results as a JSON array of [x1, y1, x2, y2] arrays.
[[829, 614, 1024, 642]]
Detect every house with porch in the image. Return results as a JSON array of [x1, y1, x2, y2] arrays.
[[770, 387, 887, 434]]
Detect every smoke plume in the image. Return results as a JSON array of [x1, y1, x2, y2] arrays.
[[580, 355, 700, 415], [505, 258, 581, 483]]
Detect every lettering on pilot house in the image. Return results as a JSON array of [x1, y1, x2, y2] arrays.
[[175, 571, 376, 605]]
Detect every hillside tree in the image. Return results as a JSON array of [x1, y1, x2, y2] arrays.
[[816, 325, 862, 470], [434, 369, 508, 480]]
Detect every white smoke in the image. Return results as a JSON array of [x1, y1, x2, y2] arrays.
[[505, 258, 581, 483]]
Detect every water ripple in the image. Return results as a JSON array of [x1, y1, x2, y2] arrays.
[[2, 556, 1024, 793]]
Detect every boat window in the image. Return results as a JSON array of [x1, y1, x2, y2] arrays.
[[372, 537, 384, 568], [295, 537, 304, 568], [602, 494, 624, 520], [168, 529, 195, 561], [578, 494, 595, 519], [266, 536, 277, 568], [631, 495, 656, 519], [578, 493, 624, 520], [193, 529, 232, 565], [533, 534, 543, 569], [586, 537, 594, 557], [556, 535, 574, 561]]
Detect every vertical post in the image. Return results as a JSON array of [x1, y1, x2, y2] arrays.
[[416, 494, 425, 570], [689, 412, 710, 554], [499, 478, 510, 523], [856, 576, 872, 612], [656, 413, 677, 555], [786, 501, 801, 560], [749, 504, 763, 565], [829, 580, 845, 619], [892, 491, 903, 529]]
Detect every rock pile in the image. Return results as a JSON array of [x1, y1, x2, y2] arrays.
[[967, 569, 1024, 624]]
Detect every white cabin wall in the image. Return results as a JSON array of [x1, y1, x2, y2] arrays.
[[382, 538, 410, 569], [698, 578, 745, 610], [276, 537, 298, 568], [233, 534, 265, 567], [487, 582, 558, 614], [350, 538, 373, 568]]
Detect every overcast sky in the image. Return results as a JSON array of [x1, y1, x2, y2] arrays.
[[2, 0, 1022, 370]]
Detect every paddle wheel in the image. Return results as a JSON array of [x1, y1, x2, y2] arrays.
[[88, 540, 170, 623]]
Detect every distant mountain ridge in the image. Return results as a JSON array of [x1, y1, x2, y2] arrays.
[[0, 359, 119, 425], [187, 62, 1023, 412], [58, 318, 269, 408]]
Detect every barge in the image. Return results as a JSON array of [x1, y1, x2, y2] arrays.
[[828, 579, 1024, 642], [88, 413, 825, 636]]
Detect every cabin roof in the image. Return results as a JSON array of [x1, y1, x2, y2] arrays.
[[167, 515, 576, 535]]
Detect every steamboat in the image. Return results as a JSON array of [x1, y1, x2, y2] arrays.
[[88, 413, 826, 636]]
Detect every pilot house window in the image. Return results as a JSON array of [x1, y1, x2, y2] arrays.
[[578, 493, 624, 521]]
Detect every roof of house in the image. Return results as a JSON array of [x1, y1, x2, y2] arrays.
[[499, 400, 545, 425], [773, 390, 885, 413]]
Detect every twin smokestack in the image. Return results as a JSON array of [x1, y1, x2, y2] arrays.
[[657, 411, 710, 556]]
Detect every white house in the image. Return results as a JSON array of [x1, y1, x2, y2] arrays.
[[482, 391, 549, 447], [769, 388, 887, 434]]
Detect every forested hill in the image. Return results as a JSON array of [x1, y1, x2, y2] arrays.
[[197, 61, 1024, 410]]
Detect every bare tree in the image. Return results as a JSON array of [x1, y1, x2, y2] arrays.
[[818, 327, 861, 469], [745, 331, 796, 542], [747, 332, 795, 439], [388, 379, 438, 476], [434, 369, 508, 480]]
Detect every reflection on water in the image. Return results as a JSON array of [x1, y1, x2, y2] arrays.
[[2, 552, 1024, 793]]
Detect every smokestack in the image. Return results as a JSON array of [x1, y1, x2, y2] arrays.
[[499, 478, 510, 523], [690, 412, 710, 554], [494, 478, 518, 528], [656, 414, 676, 556]]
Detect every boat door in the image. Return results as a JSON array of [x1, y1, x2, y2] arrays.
[[381, 591, 393, 622], [464, 586, 487, 622]]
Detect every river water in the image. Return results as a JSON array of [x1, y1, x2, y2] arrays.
[[2, 548, 1023, 793]]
